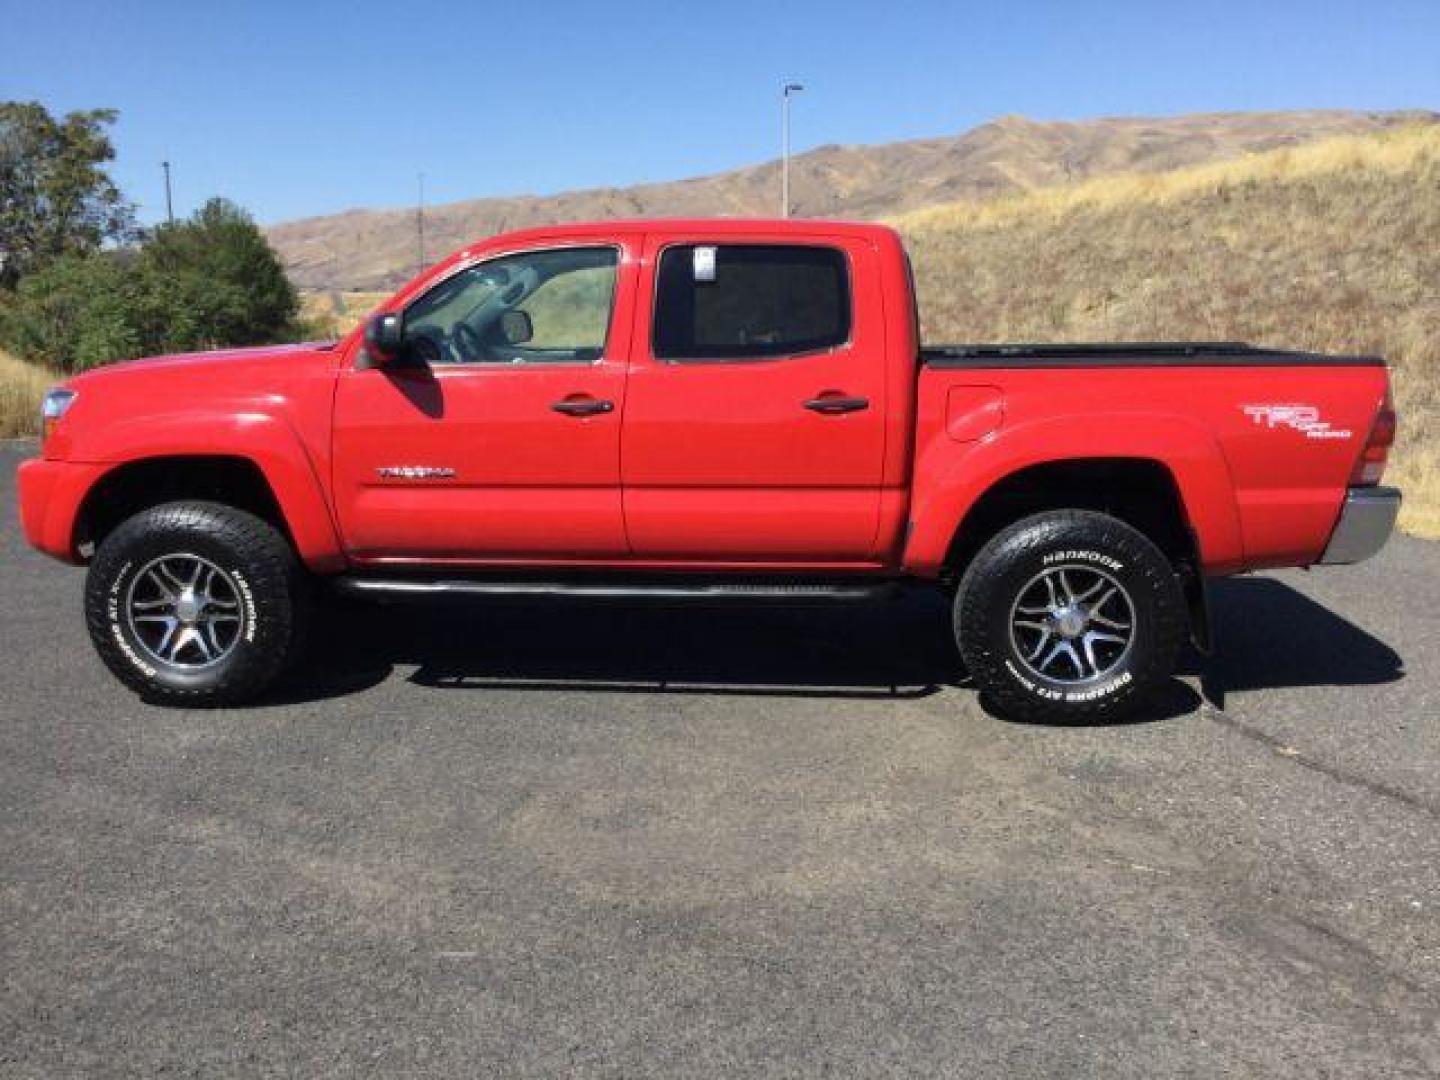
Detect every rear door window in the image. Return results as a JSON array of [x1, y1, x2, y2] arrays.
[[653, 244, 850, 362]]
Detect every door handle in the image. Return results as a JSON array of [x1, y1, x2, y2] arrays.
[[552, 397, 615, 417], [803, 395, 869, 415]]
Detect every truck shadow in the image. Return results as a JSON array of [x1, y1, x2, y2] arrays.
[[1196, 576, 1404, 710], [289, 591, 962, 704], [273, 577, 1402, 722]]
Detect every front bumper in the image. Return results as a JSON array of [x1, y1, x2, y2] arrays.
[[1319, 486, 1401, 565], [16, 456, 109, 563]]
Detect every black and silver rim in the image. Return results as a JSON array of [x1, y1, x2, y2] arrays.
[[124, 554, 245, 669], [1008, 565, 1135, 685]]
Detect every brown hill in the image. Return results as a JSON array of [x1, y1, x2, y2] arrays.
[[267, 110, 1436, 291], [892, 123, 1440, 536]]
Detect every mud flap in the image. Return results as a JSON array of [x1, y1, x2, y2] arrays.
[[1184, 567, 1214, 657]]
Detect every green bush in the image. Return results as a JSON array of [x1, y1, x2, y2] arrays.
[[0, 197, 301, 373], [0, 253, 140, 371], [138, 197, 298, 348]]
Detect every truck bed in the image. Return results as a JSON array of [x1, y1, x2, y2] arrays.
[[909, 346, 1391, 576], [921, 342, 1384, 368]]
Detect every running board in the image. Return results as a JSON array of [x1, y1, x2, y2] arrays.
[[334, 575, 901, 603]]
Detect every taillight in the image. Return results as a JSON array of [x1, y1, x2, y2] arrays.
[[1351, 385, 1396, 486]]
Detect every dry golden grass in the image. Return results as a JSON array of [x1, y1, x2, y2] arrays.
[[894, 124, 1440, 537], [0, 347, 54, 439], [298, 290, 389, 337]]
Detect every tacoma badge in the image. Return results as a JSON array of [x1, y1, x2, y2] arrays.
[[375, 466, 457, 480]]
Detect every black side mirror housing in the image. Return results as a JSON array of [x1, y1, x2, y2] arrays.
[[362, 312, 404, 366], [499, 309, 534, 346]]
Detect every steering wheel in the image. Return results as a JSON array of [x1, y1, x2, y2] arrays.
[[452, 322, 484, 363], [404, 329, 445, 368]]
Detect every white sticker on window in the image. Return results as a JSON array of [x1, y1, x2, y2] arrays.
[[693, 246, 716, 283]]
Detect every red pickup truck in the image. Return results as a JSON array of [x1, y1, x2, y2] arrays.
[[17, 220, 1399, 721]]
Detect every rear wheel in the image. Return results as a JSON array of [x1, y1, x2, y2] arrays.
[[84, 501, 309, 706], [954, 510, 1186, 723]]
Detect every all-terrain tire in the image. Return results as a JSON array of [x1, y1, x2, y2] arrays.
[[954, 510, 1186, 724], [84, 501, 310, 706]]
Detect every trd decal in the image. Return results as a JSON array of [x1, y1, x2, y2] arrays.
[[1242, 404, 1352, 441]]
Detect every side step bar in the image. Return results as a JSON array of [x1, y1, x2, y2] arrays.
[[334, 575, 902, 604]]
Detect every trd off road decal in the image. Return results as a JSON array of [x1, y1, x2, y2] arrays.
[[1242, 404, 1353, 441]]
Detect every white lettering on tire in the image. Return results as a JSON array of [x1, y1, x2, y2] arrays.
[[231, 570, 258, 643], [1041, 549, 1123, 571], [1063, 671, 1132, 702], [105, 562, 158, 678], [1004, 660, 1132, 702]]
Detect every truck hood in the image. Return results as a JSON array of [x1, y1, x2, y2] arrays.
[[48, 341, 343, 463], [68, 341, 336, 385]]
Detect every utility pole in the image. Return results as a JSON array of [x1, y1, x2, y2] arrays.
[[781, 82, 804, 218], [417, 172, 426, 274], [162, 161, 174, 225]]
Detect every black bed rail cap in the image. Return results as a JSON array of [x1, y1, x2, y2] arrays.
[[920, 341, 1385, 368]]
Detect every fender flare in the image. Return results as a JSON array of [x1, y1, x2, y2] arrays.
[[66, 410, 346, 572], [902, 412, 1244, 576]]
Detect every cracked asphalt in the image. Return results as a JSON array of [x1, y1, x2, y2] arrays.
[[2, 440, 1438, 1077]]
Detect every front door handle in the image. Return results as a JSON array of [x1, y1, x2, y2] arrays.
[[552, 397, 615, 417], [803, 395, 869, 415]]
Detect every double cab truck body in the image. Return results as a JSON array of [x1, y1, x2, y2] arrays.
[[17, 220, 1400, 720]]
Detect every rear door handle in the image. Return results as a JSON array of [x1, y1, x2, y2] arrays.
[[803, 395, 869, 415], [552, 397, 615, 417]]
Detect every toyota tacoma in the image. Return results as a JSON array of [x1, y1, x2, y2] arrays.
[[16, 220, 1401, 721]]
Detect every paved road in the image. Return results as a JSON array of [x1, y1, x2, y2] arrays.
[[3, 440, 1438, 1077]]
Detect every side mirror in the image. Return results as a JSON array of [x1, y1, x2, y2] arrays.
[[362, 312, 403, 365], [498, 309, 534, 346]]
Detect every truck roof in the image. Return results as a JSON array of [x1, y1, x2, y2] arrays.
[[458, 218, 898, 250]]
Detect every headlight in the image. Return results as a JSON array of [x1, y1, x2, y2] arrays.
[[41, 388, 77, 440]]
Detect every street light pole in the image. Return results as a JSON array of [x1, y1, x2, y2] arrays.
[[162, 161, 174, 226], [781, 82, 803, 218], [417, 172, 426, 275]]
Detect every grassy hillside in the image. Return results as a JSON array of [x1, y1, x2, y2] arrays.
[[298, 291, 389, 338], [0, 348, 52, 439], [894, 124, 1440, 537], [269, 110, 1434, 291]]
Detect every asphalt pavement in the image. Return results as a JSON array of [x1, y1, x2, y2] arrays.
[[2, 440, 1438, 1077]]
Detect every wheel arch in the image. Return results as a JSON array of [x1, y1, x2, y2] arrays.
[[939, 457, 1197, 582], [916, 453, 1219, 654], [73, 450, 345, 572], [904, 413, 1245, 581]]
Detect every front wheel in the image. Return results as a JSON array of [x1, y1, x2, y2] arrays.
[[954, 510, 1186, 724], [84, 501, 310, 706]]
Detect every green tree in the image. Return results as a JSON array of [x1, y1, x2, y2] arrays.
[[0, 102, 137, 288], [137, 197, 298, 349]]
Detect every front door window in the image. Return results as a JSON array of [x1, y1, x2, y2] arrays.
[[402, 246, 618, 366]]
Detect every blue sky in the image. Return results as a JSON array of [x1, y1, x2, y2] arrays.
[[4, 0, 1437, 226]]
